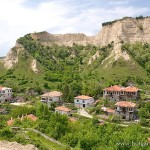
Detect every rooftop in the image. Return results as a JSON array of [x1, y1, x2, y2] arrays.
[[7, 119, 14, 126], [75, 95, 93, 100], [0, 86, 12, 90], [55, 106, 71, 112], [115, 101, 136, 108], [123, 86, 139, 92], [27, 114, 37, 121], [106, 108, 115, 113], [41, 91, 62, 97], [104, 85, 138, 92]]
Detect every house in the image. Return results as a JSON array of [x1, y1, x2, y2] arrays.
[[7, 118, 14, 126], [0, 86, 12, 103], [41, 91, 62, 103], [27, 114, 37, 121], [7, 114, 37, 126], [74, 95, 94, 108], [105, 108, 115, 115], [55, 106, 71, 116], [103, 85, 139, 101], [115, 101, 136, 121], [101, 106, 115, 115]]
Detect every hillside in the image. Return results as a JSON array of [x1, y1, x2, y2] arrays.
[[0, 141, 37, 150], [1, 16, 150, 98]]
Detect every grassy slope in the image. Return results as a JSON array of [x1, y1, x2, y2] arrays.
[[81, 54, 149, 89], [0, 35, 150, 92]]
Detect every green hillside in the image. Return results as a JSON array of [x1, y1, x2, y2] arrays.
[[0, 34, 150, 100]]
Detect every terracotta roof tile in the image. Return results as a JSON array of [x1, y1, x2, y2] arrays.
[[106, 108, 115, 113], [55, 106, 71, 112], [27, 114, 37, 121], [104, 85, 122, 91], [115, 101, 136, 108], [75, 95, 93, 100], [123, 86, 139, 92], [104, 85, 139, 92], [7, 119, 14, 126]]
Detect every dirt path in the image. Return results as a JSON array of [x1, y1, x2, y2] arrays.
[[77, 109, 150, 130], [78, 109, 93, 118]]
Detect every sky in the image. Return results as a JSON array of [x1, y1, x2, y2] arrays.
[[0, 0, 150, 57]]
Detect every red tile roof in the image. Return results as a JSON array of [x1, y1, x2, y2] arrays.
[[106, 108, 115, 113], [104, 85, 139, 92], [55, 106, 71, 112], [123, 86, 139, 92], [115, 101, 136, 108], [0, 86, 3, 90], [104, 85, 122, 91], [41, 91, 62, 97], [148, 137, 150, 142], [27, 114, 37, 121], [7, 119, 14, 126], [75, 95, 93, 100]]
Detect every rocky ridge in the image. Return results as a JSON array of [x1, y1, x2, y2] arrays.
[[4, 17, 150, 69]]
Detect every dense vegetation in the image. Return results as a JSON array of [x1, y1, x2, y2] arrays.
[[0, 103, 150, 150], [0, 34, 150, 101], [122, 42, 150, 73]]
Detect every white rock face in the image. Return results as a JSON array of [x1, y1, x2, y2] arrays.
[[93, 17, 150, 45], [31, 59, 39, 73], [4, 17, 150, 68], [0, 141, 38, 150], [4, 43, 24, 69]]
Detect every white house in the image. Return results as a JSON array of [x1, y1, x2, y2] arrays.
[[0, 86, 12, 103], [55, 106, 71, 116], [74, 95, 94, 108], [41, 91, 62, 103], [115, 101, 136, 121]]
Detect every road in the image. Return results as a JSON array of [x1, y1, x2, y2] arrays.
[[77, 109, 150, 130], [78, 109, 93, 118]]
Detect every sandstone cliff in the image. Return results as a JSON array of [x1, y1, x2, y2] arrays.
[[4, 17, 150, 69], [94, 17, 150, 45]]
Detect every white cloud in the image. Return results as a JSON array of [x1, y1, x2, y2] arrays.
[[0, 0, 150, 56]]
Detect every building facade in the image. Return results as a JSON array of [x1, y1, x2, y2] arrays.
[[41, 91, 62, 104], [0, 86, 12, 103], [115, 101, 136, 121], [74, 95, 94, 108], [55, 106, 71, 116], [103, 85, 139, 101]]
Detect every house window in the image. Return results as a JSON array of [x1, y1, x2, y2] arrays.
[[83, 100, 85, 103], [77, 100, 79, 102]]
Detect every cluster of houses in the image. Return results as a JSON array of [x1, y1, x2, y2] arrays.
[[0, 84, 139, 121], [0, 86, 12, 103], [7, 114, 37, 126], [40, 85, 139, 121]]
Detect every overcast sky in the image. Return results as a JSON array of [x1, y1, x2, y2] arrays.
[[0, 0, 150, 57]]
